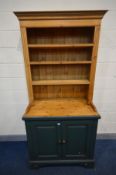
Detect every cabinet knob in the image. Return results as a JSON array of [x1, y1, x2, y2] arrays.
[[57, 123, 61, 126], [62, 139, 66, 144], [58, 139, 66, 144], [58, 139, 62, 144]]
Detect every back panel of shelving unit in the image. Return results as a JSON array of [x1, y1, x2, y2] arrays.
[[27, 27, 94, 100], [31, 65, 90, 80], [29, 48, 92, 62], [27, 27, 94, 44], [15, 10, 107, 103], [33, 85, 88, 100]]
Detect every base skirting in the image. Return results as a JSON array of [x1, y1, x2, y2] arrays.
[[0, 135, 27, 141]]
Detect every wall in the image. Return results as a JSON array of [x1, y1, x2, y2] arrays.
[[0, 0, 116, 135]]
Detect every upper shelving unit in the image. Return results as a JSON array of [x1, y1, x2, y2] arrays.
[[27, 26, 93, 100], [27, 26, 94, 100], [14, 10, 107, 103]]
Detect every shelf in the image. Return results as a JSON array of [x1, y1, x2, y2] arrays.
[[32, 80, 90, 86], [30, 61, 92, 65], [28, 44, 94, 48]]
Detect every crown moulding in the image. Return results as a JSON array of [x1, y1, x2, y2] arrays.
[[14, 10, 107, 21]]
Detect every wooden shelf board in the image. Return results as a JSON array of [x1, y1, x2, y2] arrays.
[[25, 99, 98, 117], [32, 79, 90, 85], [28, 43, 94, 48], [30, 61, 92, 65]]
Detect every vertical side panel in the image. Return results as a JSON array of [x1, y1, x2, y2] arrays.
[[20, 27, 33, 102], [86, 120, 98, 158], [88, 25, 101, 104]]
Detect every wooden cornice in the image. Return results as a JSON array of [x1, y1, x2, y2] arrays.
[[14, 10, 107, 21]]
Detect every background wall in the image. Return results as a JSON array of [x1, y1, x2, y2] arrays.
[[0, 0, 116, 136]]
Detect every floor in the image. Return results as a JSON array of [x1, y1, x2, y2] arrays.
[[0, 140, 116, 175]]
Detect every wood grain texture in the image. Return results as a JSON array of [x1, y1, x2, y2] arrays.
[[20, 27, 33, 102], [25, 99, 98, 117], [27, 27, 94, 44], [28, 44, 94, 48], [30, 61, 92, 65], [32, 80, 90, 85], [20, 19, 101, 27], [31, 64, 90, 81], [15, 11, 107, 114], [29, 47, 92, 62], [14, 10, 106, 28], [14, 10, 107, 20], [32, 85, 88, 99], [88, 25, 101, 104]]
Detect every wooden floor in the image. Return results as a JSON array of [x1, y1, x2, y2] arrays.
[[25, 99, 98, 117]]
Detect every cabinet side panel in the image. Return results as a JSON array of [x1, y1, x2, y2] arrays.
[[20, 27, 33, 102], [88, 25, 101, 103], [86, 120, 98, 158]]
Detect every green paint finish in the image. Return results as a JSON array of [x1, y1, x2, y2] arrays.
[[26, 121, 61, 160], [24, 117, 99, 166], [62, 120, 97, 159], [63, 124, 87, 158]]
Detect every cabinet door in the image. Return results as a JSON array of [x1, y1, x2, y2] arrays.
[[26, 121, 62, 160], [62, 120, 97, 159]]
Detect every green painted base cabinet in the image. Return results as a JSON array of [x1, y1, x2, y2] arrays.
[[23, 116, 99, 168]]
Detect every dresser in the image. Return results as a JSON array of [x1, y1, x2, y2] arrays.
[[15, 10, 107, 168]]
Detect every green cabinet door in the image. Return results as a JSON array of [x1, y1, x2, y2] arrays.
[[26, 121, 62, 160], [62, 120, 97, 159]]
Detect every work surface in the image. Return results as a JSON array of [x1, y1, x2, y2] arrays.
[[25, 99, 98, 117]]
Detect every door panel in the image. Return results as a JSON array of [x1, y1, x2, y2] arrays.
[[62, 121, 89, 159], [27, 121, 61, 160]]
